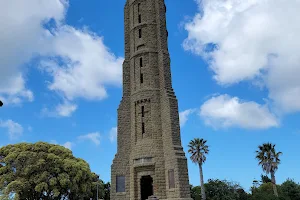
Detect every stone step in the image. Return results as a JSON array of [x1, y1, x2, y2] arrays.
[[147, 195, 159, 200]]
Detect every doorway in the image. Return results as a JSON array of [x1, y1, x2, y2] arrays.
[[140, 175, 153, 200]]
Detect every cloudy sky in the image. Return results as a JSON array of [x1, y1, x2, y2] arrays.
[[1, 0, 300, 191]]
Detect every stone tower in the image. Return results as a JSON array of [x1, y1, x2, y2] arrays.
[[110, 0, 192, 200]]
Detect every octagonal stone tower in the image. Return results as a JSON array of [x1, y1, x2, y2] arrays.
[[110, 0, 192, 200]]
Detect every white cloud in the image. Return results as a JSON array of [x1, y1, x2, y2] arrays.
[[55, 101, 77, 117], [0, 119, 24, 139], [41, 26, 123, 101], [200, 95, 279, 129], [41, 101, 77, 117], [179, 109, 196, 127], [78, 132, 101, 145], [49, 140, 73, 150], [63, 141, 73, 150], [0, 79, 34, 106], [109, 127, 117, 142], [184, 0, 300, 114], [0, 0, 66, 105], [0, 0, 123, 114]]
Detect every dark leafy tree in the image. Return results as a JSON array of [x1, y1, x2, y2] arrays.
[[280, 179, 300, 200], [252, 179, 260, 189], [249, 182, 292, 200], [190, 185, 201, 200], [103, 182, 110, 200], [91, 176, 105, 200], [204, 179, 249, 200], [261, 175, 272, 184]]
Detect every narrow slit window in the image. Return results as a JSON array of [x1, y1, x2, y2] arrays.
[[140, 73, 144, 84], [140, 57, 143, 67], [138, 14, 141, 23], [142, 122, 145, 134], [142, 106, 145, 117], [139, 29, 142, 38], [138, 3, 140, 13]]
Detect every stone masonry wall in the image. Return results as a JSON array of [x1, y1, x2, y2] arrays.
[[111, 1, 192, 199]]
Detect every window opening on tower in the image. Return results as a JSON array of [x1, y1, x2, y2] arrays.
[[142, 106, 145, 117], [138, 3, 140, 12], [140, 73, 144, 84], [139, 29, 142, 38], [142, 122, 145, 135], [139, 14, 141, 23], [140, 57, 143, 67]]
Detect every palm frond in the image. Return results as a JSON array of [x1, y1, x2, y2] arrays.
[[255, 143, 282, 174], [188, 138, 209, 165]]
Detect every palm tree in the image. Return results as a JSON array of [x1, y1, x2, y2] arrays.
[[255, 143, 282, 197], [188, 138, 209, 200]]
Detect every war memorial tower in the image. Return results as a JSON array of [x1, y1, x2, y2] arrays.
[[111, 0, 192, 199]]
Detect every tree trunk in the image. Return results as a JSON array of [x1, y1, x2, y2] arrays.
[[199, 163, 206, 200], [271, 171, 278, 197]]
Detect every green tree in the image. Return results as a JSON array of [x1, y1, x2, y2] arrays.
[[261, 175, 272, 184], [188, 138, 209, 200], [91, 179, 110, 200], [250, 182, 291, 200], [204, 179, 249, 200], [0, 142, 99, 200], [91, 176, 104, 200], [256, 143, 282, 197], [190, 185, 201, 200], [251, 182, 278, 200], [280, 179, 300, 200], [103, 182, 110, 200]]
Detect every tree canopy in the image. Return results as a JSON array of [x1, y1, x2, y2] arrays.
[[190, 178, 300, 200], [0, 142, 99, 200], [191, 179, 249, 200]]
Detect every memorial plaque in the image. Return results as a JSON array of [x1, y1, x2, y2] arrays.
[[116, 175, 125, 192], [168, 169, 175, 189]]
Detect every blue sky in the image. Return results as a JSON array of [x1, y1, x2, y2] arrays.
[[1, 0, 300, 192]]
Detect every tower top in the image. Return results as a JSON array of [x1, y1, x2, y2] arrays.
[[122, 0, 171, 96], [126, 0, 165, 4]]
